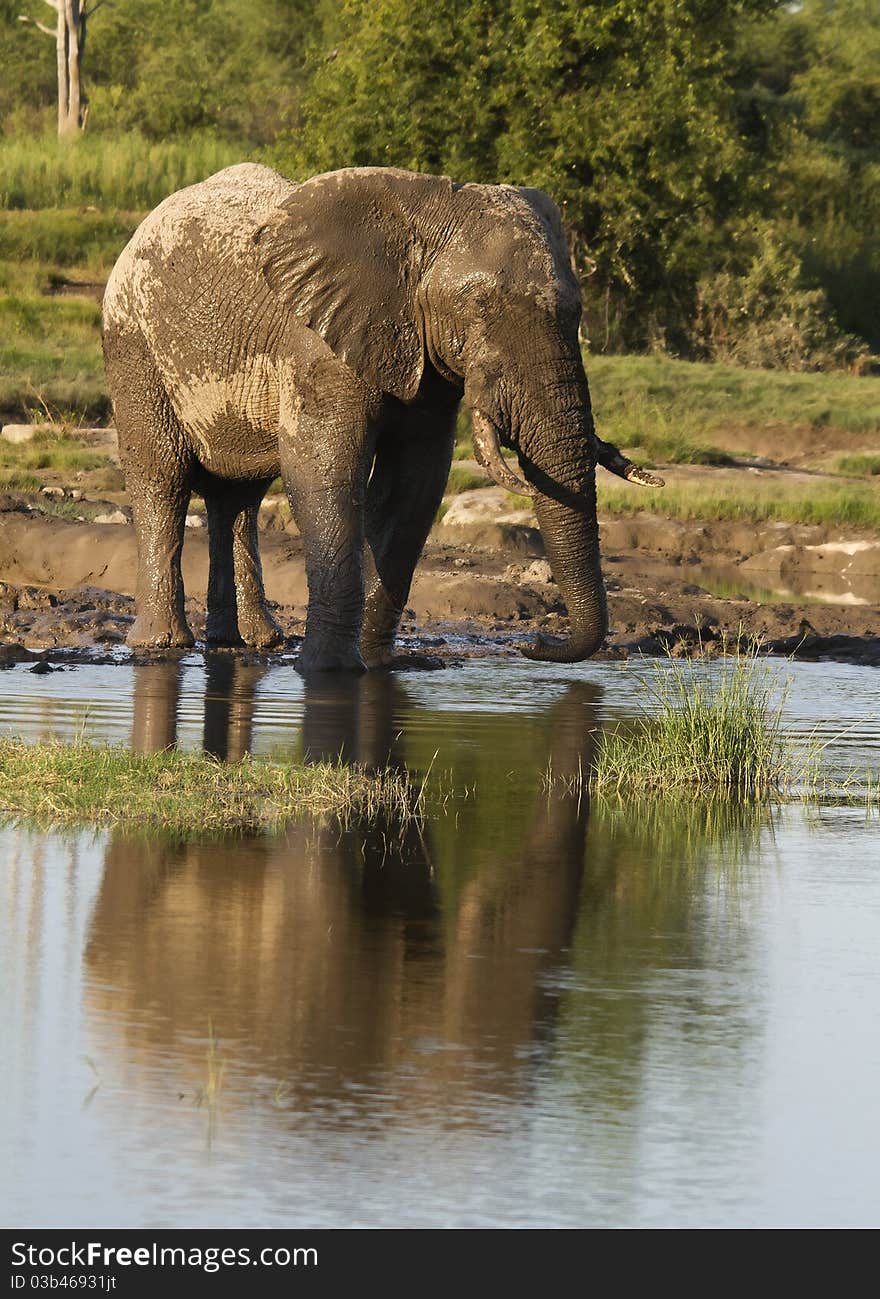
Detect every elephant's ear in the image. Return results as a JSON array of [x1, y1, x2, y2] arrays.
[[256, 168, 448, 402]]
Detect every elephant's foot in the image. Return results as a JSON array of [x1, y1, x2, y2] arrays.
[[128, 611, 195, 649], [205, 611, 245, 647], [298, 638, 366, 675], [361, 641, 394, 670], [238, 606, 285, 650]]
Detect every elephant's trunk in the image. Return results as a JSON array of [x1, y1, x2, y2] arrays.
[[522, 474, 608, 662], [468, 403, 608, 663]]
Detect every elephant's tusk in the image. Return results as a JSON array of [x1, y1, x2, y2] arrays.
[[471, 411, 534, 497], [594, 434, 665, 488]]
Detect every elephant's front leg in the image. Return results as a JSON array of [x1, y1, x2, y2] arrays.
[[280, 389, 376, 674], [361, 404, 457, 667]]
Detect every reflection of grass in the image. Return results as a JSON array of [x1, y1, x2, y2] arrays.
[[195, 1018, 225, 1110], [594, 651, 791, 797], [589, 793, 771, 869], [0, 739, 421, 832]]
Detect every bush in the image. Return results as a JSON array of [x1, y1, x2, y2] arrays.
[[693, 228, 866, 370]]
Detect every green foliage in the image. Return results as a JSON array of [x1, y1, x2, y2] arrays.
[[692, 225, 865, 370], [3, 1, 319, 144], [734, 0, 880, 349], [278, 0, 782, 352], [3, 0, 880, 363]]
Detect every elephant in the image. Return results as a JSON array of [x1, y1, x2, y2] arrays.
[[102, 163, 662, 671]]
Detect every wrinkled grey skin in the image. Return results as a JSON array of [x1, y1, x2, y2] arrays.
[[103, 163, 660, 671]]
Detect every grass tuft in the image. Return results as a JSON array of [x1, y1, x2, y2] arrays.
[[592, 647, 792, 798], [0, 739, 422, 833]]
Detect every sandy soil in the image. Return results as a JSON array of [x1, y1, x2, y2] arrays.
[[1, 472, 878, 667]]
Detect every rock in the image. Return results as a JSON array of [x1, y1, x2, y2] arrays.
[[17, 586, 58, 611], [1, 424, 40, 444], [185, 513, 206, 528], [29, 660, 54, 674], [520, 559, 554, 585], [441, 487, 537, 529], [93, 509, 129, 525], [0, 493, 31, 515], [0, 642, 36, 667], [437, 522, 544, 555], [69, 490, 84, 501]]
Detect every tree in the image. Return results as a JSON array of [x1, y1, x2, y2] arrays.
[[18, 0, 106, 136], [278, 0, 784, 353]]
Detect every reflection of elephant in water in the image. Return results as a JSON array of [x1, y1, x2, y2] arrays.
[[130, 656, 267, 761], [87, 677, 601, 1115], [103, 164, 660, 671]]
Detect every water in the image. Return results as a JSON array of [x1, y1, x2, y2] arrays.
[[1, 656, 879, 1228]]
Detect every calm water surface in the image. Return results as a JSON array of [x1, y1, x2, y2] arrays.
[[1, 655, 878, 1228]]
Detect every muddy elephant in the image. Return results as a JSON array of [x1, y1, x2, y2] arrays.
[[103, 163, 660, 671]]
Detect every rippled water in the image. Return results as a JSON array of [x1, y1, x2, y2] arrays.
[[1, 656, 878, 1227]]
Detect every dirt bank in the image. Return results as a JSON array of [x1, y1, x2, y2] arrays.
[[1, 487, 878, 666]]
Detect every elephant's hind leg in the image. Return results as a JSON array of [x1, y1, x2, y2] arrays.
[[233, 500, 284, 649], [202, 480, 283, 648], [108, 333, 195, 649], [362, 405, 457, 667]]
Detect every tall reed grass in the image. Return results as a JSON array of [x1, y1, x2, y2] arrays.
[[592, 649, 792, 798], [0, 133, 243, 210]]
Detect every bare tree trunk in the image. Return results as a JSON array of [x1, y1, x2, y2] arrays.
[[20, 0, 93, 137], [63, 1, 81, 136], [55, 6, 69, 135]]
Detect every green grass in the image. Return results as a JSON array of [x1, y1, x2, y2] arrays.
[[0, 435, 109, 476], [581, 648, 879, 809], [587, 353, 880, 439], [833, 453, 880, 477], [591, 649, 792, 798], [446, 464, 492, 493], [0, 209, 140, 268], [0, 289, 106, 420], [597, 476, 880, 529], [0, 133, 243, 211], [0, 739, 422, 833], [0, 469, 42, 492]]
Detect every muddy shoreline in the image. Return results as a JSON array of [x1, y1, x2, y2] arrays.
[[2, 487, 878, 668]]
